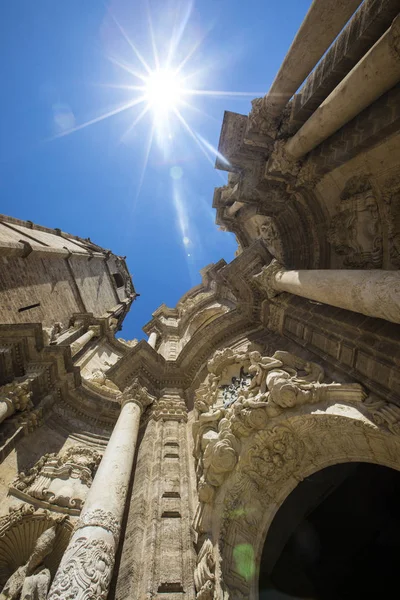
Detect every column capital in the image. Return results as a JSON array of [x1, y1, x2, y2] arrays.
[[253, 259, 285, 298], [119, 378, 156, 413]]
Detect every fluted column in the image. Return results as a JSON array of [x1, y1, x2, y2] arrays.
[[47, 379, 155, 600], [70, 325, 100, 357], [254, 261, 400, 324]]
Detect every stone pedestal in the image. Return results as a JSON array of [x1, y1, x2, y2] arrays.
[[254, 261, 400, 324], [47, 380, 154, 600]]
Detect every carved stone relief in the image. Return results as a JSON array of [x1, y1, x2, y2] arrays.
[[328, 175, 382, 267], [85, 369, 120, 391], [383, 175, 400, 267], [10, 447, 102, 515], [192, 347, 366, 534], [216, 410, 400, 600], [47, 536, 114, 600], [257, 217, 284, 262]]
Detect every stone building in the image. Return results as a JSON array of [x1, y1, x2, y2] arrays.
[[0, 1, 400, 599]]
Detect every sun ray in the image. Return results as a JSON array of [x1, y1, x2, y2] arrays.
[[110, 13, 153, 75], [51, 97, 147, 139], [195, 132, 230, 166], [135, 118, 156, 201], [119, 104, 151, 144], [184, 88, 265, 97], [173, 109, 226, 179], [107, 55, 148, 82], [146, 0, 159, 70], [166, 0, 194, 68], [94, 83, 146, 92]]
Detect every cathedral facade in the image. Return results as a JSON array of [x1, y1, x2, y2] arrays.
[[0, 1, 400, 599]]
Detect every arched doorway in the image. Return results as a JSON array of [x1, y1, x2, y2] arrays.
[[215, 409, 400, 600], [259, 461, 400, 599]]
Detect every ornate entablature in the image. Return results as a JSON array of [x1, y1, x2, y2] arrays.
[[10, 446, 102, 515]]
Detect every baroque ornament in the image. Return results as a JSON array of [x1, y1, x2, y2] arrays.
[[193, 347, 366, 532], [10, 447, 102, 514], [47, 536, 114, 600]]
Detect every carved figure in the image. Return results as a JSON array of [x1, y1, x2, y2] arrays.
[[258, 218, 284, 260], [86, 369, 119, 391], [194, 539, 215, 600], [0, 526, 56, 600], [247, 351, 285, 396], [42, 323, 63, 346], [328, 176, 382, 267]]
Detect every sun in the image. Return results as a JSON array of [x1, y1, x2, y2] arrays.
[[143, 68, 186, 116]]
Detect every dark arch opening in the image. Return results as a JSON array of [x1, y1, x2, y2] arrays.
[[112, 272, 124, 288], [259, 462, 400, 600]]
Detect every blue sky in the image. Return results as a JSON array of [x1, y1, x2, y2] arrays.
[[0, 0, 312, 340]]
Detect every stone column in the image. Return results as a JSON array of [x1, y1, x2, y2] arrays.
[[70, 325, 100, 357], [114, 392, 197, 599], [254, 261, 400, 324], [148, 331, 158, 349], [47, 379, 154, 600], [285, 14, 400, 159], [263, 0, 363, 119]]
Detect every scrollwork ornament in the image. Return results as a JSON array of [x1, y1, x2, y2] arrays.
[[47, 536, 114, 600], [75, 509, 120, 544]]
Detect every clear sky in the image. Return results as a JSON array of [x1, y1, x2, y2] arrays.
[[0, 0, 312, 340]]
